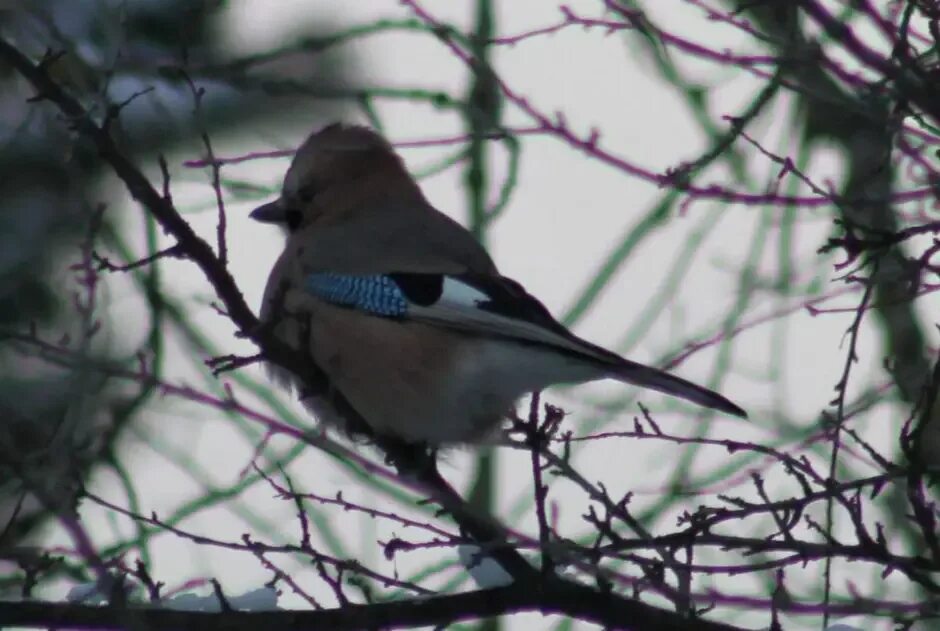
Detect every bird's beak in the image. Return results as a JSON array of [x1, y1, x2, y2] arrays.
[[249, 199, 286, 224]]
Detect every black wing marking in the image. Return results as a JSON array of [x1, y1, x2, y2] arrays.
[[387, 272, 444, 306], [448, 274, 570, 335], [387, 272, 563, 334]]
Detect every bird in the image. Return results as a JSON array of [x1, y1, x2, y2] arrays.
[[250, 123, 746, 445]]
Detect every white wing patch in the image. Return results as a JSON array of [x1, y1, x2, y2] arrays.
[[438, 277, 490, 308], [404, 275, 622, 369]]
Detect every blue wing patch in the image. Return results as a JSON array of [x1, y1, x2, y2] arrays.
[[304, 272, 563, 328], [306, 273, 408, 317]]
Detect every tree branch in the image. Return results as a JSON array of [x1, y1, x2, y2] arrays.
[[0, 581, 746, 631]]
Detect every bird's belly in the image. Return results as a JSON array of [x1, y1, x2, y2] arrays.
[[271, 300, 604, 444], [302, 305, 506, 443], [440, 338, 604, 440]]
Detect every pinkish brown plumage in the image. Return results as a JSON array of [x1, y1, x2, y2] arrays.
[[251, 123, 746, 444]]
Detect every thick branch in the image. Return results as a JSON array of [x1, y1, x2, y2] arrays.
[[0, 581, 745, 631]]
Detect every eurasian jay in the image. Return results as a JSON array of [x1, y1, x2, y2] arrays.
[[251, 123, 746, 444]]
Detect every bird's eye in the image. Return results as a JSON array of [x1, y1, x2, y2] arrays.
[[285, 209, 303, 231], [297, 184, 317, 202]]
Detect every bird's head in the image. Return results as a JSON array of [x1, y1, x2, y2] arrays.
[[250, 123, 422, 233]]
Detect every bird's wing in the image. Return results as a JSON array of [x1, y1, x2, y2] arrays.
[[302, 271, 747, 418], [303, 270, 614, 361], [299, 204, 498, 275]]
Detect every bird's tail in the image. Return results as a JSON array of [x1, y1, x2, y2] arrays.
[[611, 358, 747, 419]]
